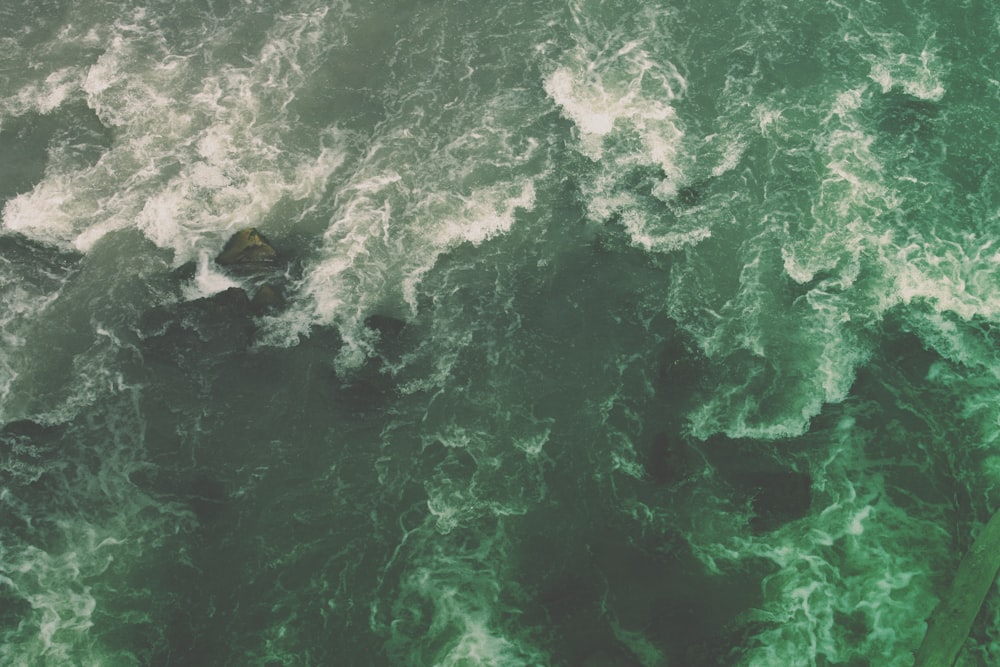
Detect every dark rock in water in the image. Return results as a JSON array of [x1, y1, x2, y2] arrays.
[[215, 228, 278, 269], [139, 287, 255, 362], [250, 284, 284, 314], [205, 285, 253, 312], [171, 261, 198, 282]]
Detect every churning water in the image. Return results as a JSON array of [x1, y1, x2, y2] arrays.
[[2, 0, 1000, 664]]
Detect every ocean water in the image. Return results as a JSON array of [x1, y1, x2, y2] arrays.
[[2, 0, 1000, 664]]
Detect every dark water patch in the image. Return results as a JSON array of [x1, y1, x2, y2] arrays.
[[698, 435, 813, 534], [874, 91, 938, 141], [2, 0, 998, 663], [740, 470, 813, 534], [289, 11, 400, 132], [122, 333, 400, 665], [655, 326, 709, 413], [518, 507, 769, 665], [643, 431, 697, 486], [0, 0, 70, 47], [0, 232, 81, 278], [0, 101, 113, 202], [0, 584, 30, 632], [867, 90, 942, 168], [364, 313, 408, 361], [329, 358, 399, 412]]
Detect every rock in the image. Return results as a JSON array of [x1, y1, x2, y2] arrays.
[[139, 287, 255, 362], [203, 285, 253, 315], [251, 284, 284, 314], [215, 228, 278, 269]]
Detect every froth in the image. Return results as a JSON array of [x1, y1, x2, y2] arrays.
[[684, 422, 940, 666], [181, 250, 242, 300], [544, 48, 687, 176], [866, 43, 946, 102], [893, 233, 1000, 322], [386, 524, 547, 667], [297, 166, 537, 370], [4, 5, 349, 265]]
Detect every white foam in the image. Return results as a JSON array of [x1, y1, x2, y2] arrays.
[[543, 27, 706, 256], [296, 173, 537, 370], [10, 67, 83, 115], [892, 233, 1000, 321], [544, 53, 686, 174], [181, 250, 242, 301], [865, 40, 946, 101], [2, 5, 350, 268], [620, 209, 711, 253], [387, 523, 548, 667], [683, 424, 940, 667]]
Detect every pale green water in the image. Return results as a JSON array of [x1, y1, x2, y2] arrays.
[[2, 0, 1000, 665]]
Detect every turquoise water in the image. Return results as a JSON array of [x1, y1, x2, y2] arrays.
[[2, 0, 1000, 664]]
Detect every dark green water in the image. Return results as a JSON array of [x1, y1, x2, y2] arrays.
[[2, 0, 1000, 664]]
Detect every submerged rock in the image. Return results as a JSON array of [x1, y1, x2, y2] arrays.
[[250, 284, 284, 314], [215, 228, 278, 269], [139, 287, 255, 362]]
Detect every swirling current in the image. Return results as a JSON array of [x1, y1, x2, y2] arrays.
[[2, 0, 1000, 665]]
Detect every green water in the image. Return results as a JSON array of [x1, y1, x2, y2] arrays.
[[2, 0, 1000, 664]]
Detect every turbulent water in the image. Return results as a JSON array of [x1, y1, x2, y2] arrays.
[[2, 0, 1000, 664]]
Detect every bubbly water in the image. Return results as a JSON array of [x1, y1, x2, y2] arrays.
[[2, 0, 999, 664]]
